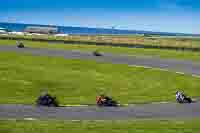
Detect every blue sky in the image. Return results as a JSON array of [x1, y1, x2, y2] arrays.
[[0, 0, 200, 34]]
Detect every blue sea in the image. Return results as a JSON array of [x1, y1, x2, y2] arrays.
[[0, 22, 194, 36]]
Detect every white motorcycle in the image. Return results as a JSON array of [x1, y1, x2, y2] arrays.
[[176, 94, 193, 103]]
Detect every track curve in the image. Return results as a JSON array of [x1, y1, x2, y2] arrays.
[[0, 45, 200, 120], [0, 45, 200, 75]]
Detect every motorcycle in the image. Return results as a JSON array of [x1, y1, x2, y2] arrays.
[[96, 96, 118, 107], [36, 94, 59, 107], [17, 41, 25, 48], [176, 95, 193, 103], [93, 50, 102, 56]]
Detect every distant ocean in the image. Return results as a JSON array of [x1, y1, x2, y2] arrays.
[[0, 22, 195, 36]]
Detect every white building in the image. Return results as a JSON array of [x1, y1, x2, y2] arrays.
[[9, 31, 24, 35], [25, 26, 58, 34]]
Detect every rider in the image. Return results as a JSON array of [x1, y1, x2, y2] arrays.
[[37, 90, 53, 105], [96, 94, 107, 105], [17, 40, 24, 47], [176, 90, 186, 102]]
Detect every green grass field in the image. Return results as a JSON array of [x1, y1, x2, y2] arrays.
[[0, 52, 200, 104], [1, 39, 200, 62], [1, 34, 200, 48], [1, 38, 200, 132], [0, 120, 200, 133]]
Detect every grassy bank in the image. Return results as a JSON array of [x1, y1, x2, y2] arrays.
[[0, 52, 200, 104], [0, 120, 200, 133], [1, 39, 200, 62], [1, 34, 200, 49]]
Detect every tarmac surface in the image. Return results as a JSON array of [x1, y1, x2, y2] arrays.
[[0, 103, 200, 120], [0, 45, 200, 120], [1, 45, 200, 76]]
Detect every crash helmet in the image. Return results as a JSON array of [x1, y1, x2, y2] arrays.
[[176, 90, 180, 95], [41, 89, 48, 96]]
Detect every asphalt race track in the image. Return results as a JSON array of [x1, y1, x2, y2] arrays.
[[1, 45, 200, 76], [0, 45, 200, 120], [0, 103, 200, 120]]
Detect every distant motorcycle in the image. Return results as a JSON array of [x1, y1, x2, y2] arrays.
[[17, 41, 25, 48], [93, 50, 102, 56]]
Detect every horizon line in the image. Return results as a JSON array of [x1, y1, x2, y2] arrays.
[[0, 21, 199, 35]]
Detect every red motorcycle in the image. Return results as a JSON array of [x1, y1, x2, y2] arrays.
[[96, 95, 118, 107]]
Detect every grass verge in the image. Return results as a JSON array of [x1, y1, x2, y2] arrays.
[[1, 39, 200, 62], [0, 120, 200, 133], [0, 52, 200, 104], [1, 34, 200, 48]]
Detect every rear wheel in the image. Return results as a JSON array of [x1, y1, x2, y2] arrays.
[[184, 97, 192, 103]]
